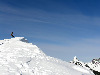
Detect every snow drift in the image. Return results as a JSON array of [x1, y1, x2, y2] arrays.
[[0, 37, 94, 75]]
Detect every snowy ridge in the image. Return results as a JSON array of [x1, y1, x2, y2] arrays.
[[0, 37, 94, 75], [70, 56, 100, 75], [89, 58, 100, 72]]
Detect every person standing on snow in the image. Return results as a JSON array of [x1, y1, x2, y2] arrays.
[[11, 32, 14, 37]]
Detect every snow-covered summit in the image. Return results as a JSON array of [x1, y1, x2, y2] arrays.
[[0, 37, 94, 75], [12, 37, 29, 43], [0, 37, 45, 58], [4, 37, 28, 43]]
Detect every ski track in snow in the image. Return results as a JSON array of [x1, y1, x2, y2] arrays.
[[0, 37, 94, 75]]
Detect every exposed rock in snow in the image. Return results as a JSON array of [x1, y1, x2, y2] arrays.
[[0, 37, 94, 75], [87, 58, 100, 75], [70, 56, 100, 75], [88, 58, 100, 72]]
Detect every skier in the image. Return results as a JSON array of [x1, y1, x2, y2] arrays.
[[11, 32, 14, 37]]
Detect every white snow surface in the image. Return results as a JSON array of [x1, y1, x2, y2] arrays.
[[0, 37, 94, 75], [88, 62, 100, 72]]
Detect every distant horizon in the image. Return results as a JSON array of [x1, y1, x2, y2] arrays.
[[0, 0, 100, 62]]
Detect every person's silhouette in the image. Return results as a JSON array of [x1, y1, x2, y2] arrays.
[[11, 32, 14, 37]]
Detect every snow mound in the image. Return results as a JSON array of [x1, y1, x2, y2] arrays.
[[0, 37, 94, 75], [11, 37, 29, 43], [14, 37, 28, 43]]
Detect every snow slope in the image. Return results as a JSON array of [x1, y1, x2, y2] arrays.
[[0, 37, 94, 75], [70, 56, 100, 75], [87, 60, 100, 72]]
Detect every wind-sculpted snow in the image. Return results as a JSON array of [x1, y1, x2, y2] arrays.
[[0, 37, 94, 75]]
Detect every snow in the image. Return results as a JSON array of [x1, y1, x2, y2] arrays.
[[0, 37, 94, 75], [70, 56, 100, 75], [88, 62, 100, 72], [73, 66, 90, 74]]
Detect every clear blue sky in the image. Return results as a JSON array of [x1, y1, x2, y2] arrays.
[[0, 0, 100, 62]]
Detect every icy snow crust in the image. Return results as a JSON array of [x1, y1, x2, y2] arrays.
[[0, 37, 94, 75]]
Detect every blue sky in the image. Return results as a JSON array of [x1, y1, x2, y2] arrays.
[[0, 0, 100, 62]]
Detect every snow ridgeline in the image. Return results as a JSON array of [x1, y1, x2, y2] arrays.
[[70, 56, 100, 75], [0, 37, 94, 75]]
